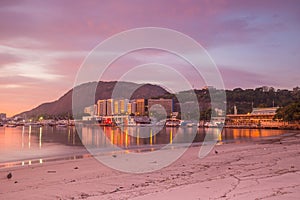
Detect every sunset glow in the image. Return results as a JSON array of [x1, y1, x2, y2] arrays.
[[1, 0, 300, 116]]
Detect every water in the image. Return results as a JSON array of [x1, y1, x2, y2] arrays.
[[0, 125, 297, 167]]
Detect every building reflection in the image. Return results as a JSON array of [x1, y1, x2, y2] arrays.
[[221, 128, 284, 142], [80, 126, 202, 148], [39, 127, 42, 148], [0, 125, 295, 169]]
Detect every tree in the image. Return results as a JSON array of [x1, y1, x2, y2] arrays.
[[274, 102, 300, 122]]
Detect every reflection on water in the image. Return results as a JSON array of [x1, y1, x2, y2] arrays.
[[0, 126, 81, 150], [0, 125, 297, 167], [0, 126, 83, 166], [78, 126, 291, 149], [79, 126, 202, 149], [221, 128, 288, 143]]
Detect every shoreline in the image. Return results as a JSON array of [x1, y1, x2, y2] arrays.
[[1, 130, 299, 169], [3, 123, 300, 130], [1, 132, 300, 199], [222, 125, 300, 130]]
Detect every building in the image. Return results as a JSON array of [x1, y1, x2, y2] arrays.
[[113, 99, 120, 115], [97, 99, 131, 116], [136, 99, 146, 116], [127, 102, 132, 114], [127, 101, 136, 115], [97, 100, 107, 116], [226, 107, 279, 126], [0, 113, 6, 120], [84, 105, 97, 116], [106, 99, 113, 116], [119, 99, 129, 114], [148, 98, 173, 116], [251, 107, 278, 115]]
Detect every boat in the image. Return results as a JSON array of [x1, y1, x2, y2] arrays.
[[57, 124, 67, 127], [47, 122, 56, 127], [6, 124, 17, 128], [24, 122, 43, 127], [165, 119, 180, 127], [204, 121, 224, 128], [186, 122, 197, 127], [68, 120, 75, 126], [180, 120, 197, 127], [156, 120, 166, 126]]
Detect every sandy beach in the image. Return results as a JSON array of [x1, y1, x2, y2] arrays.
[[1, 132, 300, 200]]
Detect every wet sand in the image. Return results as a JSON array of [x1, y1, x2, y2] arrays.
[[1, 133, 300, 199]]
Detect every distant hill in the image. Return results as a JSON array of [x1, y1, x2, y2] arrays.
[[16, 81, 170, 119], [15, 83, 300, 120]]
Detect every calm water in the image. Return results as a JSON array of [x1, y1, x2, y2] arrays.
[[0, 125, 297, 167]]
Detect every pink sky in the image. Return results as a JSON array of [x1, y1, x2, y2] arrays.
[[0, 0, 300, 116]]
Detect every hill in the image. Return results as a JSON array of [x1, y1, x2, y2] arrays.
[[16, 81, 170, 119]]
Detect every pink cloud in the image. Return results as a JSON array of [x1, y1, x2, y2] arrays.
[[1, 0, 299, 116]]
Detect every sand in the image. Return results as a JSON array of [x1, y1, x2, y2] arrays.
[[1, 132, 300, 200]]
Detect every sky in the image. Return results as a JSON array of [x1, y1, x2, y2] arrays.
[[0, 0, 300, 117]]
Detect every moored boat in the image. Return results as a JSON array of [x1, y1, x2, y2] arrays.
[[165, 119, 180, 127]]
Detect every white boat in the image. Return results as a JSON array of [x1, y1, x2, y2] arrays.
[[186, 122, 197, 127], [24, 122, 43, 127], [57, 124, 67, 127], [204, 121, 224, 128], [165, 119, 180, 127], [6, 124, 17, 128]]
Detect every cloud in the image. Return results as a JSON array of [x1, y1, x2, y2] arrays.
[[218, 66, 299, 90], [0, 84, 23, 89], [0, 52, 23, 66], [0, 63, 64, 81], [0, 44, 79, 82], [1, 0, 300, 116]]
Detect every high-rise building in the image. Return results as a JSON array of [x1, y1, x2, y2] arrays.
[[127, 102, 132, 114], [97, 100, 107, 116], [131, 101, 137, 114], [136, 99, 146, 116], [106, 99, 113, 116], [113, 99, 120, 115], [97, 99, 131, 116], [84, 105, 97, 116], [148, 98, 173, 116], [119, 99, 129, 114]]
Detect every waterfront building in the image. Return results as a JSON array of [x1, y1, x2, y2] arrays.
[[251, 107, 278, 115], [106, 99, 113, 116], [226, 107, 279, 126], [97, 100, 107, 116], [127, 102, 132, 114], [129, 101, 137, 115], [84, 105, 97, 116], [113, 99, 120, 115], [136, 99, 146, 116], [119, 99, 129, 114], [148, 98, 173, 116], [97, 99, 130, 116]]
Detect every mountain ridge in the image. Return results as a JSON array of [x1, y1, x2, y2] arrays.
[[16, 81, 170, 118]]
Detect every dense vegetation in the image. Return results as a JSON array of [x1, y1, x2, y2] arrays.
[[198, 86, 300, 115], [157, 86, 300, 120], [274, 102, 300, 121], [225, 87, 299, 114], [17, 82, 300, 121]]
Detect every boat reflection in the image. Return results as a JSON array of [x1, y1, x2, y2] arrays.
[[80, 126, 205, 149], [0, 125, 295, 168], [79, 125, 291, 149]]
